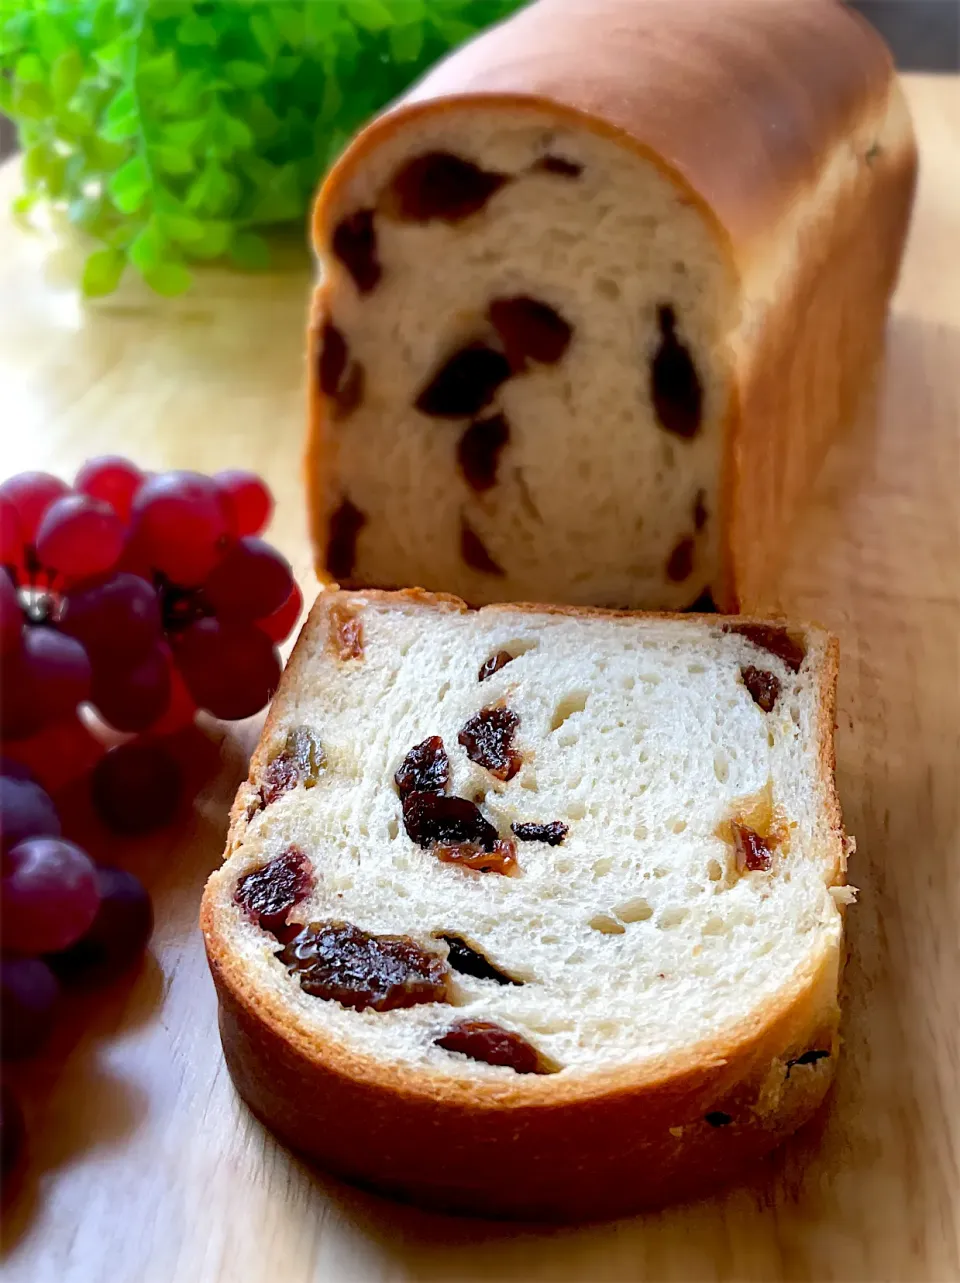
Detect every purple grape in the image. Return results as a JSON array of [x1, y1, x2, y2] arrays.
[[91, 742, 183, 834], [1, 954, 59, 1059], [203, 536, 293, 621], [23, 625, 92, 725], [48, 868, 153, 986], [174, 617, 281, 720], [91, 644, 171, 733], [0, 758, 36, 783], [1, 838, 100, 954], [0, 774, 61, 853], [0, 1083, 25, 1180], [58, 572, 162, 665]]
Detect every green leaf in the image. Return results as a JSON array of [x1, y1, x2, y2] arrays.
[[162, 117, 206, 149], [161, 68, 205, 117], [12, 81, 52, 120], [272, 5, 305, 48], [245, 93, 281, 142], [224, 60, 267, 89], [142, 262, 192, 296], [151, 144, 195, 175], [248, 161, 302, 223], [51, 48, 84, 103], [185, 163, 238, 216], [94, 39, 131, 78], [176, 15, 218, 46], [108, 154, 150, 214], [22, 144, 52, 184], [183, 220, 231, 259], [102, 88, 139, 141], [250, 12, 280, 61], [346, 0, 393, 31], [128, 220, 167, 273], [224, 114, 254, 151], [319, 72, 343, 124], [85, 136, 130, 170], [431, 16, 477, 44], [12, 190, 39, 216], [304, 3, 341, 40], [389, 22, 424, 63], [230, 230, 270, 271], [14, 53, 45, 84], [137, 51, 178, 89], [392, 0, 426, 19], [82, 248, 126, 298]]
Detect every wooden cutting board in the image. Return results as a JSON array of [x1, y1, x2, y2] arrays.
[[1, 72, 957, 1283]]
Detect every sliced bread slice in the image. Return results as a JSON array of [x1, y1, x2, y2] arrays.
[[201, 589, 850, 1219]]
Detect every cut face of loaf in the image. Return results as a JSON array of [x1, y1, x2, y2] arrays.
[[307, 0, 916, 612], [312, 111, 731, 611], [202, 591, 850, 1216]]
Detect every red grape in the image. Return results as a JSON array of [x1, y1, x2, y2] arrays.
[[0, 774, 61, 852], [3, 716, 104, 795], [91, 742, 183, 834], [58, 572, 161, 664], [1, 955, 60, 1059], [1, 837, 100, 954], [91, 643, 171, 733], [0, 633, 43, 740], [74, 456, 144, 522], [203, 536, 293, 621], [0, 495, 24, 573], [149, 660, 196, 735], [2, 626, 91, 739], [174, 617, 281, 720], [258, 580, 303, 643], [0, 572, 21, 653], [1, 1084, 25, 1181], [214, 470, 273, 536], [35, 493, 125, 581], [131, 471, 231, 586], [48, 867, 153, 985], [0, 473, 69, 542]]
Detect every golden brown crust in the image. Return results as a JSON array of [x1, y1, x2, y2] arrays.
[[203, 589, 847, 1218]]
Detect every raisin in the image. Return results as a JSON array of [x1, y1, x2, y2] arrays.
[[326, 498, 366, 581], [438, 934, 521, 985], [386, 151, 508, 224], [402, 790, 498, 850], [705, 1111, 732, 1127], [727, 624, 806, 673], [741, 665, 780, 713], [415, 343, 512, 419], [457, 414, 510, 492], [651, 304, 702, 438], [532, 155, 582, 178], [693, 489, 708, 531], [666, 536, 695, 582], [395, 736, 449, 800], [278, 921, 450, 1011], [331, 209, 381, 294], [318, 323, 348, 396], [435, 839, 518, 875], [786, 1048, 831, 1075], [511, 820, 568, 845], [488, 296, 572, 371], [258, 728, 326, 808], [330, 602, 363, 661], [732, 823, 772, 872], [434, 1019, 555, 1074], [235, 847, 313, 938], [478, 650, 514, 682], [683, 588, 718, 613], [458, 705, 522, 781], [461, 520, 505, 576], [331, 363, 365, 421]]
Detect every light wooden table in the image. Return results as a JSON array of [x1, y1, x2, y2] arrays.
[[1, 73, 958, 1283]]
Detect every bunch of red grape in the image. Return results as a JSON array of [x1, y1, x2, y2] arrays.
[[0, 458, 301, 1180]]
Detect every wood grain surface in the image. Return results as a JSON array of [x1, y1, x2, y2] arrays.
[[1, 73, 957, 1283]]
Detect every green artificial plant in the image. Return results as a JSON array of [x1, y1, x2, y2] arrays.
[[0, 0, 525, 296]]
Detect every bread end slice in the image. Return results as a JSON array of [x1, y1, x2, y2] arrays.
[[202, 589, 849, 1219]]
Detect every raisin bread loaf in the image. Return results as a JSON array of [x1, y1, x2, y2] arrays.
[[305, 0, 916, 612], [201, 589, 852, 1219]]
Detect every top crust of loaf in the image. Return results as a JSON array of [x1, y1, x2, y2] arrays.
[[203, 588, 845, 1111], [313, 0, 899, 266]]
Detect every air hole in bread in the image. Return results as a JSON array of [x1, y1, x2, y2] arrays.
[[634, 822, 649, 839], [589, 912, 625, 935], [713, 750, 730, 783], [387, 817, 399, 841], [550, 690, 588, 731], [384, 151, 508, 223], [622, 675, 636, 690], [567, 800, 586, 820], [437, 934, 522, 986], [595, 276, 621, 301], [332, 209, 381, 294], [532, 154, 583, 178], [671, 819, 688, 834], [615, 896, 653, 924], [707, 857, 724, 882], [702, 915, 729, 937], [416, 343, 512, 419], [437, 681, 451, 702], [651, 305, 702, 439], [326, 497, 366, 581], [658, 906, 689, 929], [518, 770, 538, 792], [593, 856, 614, 877], [457, 413, 510, 492]]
